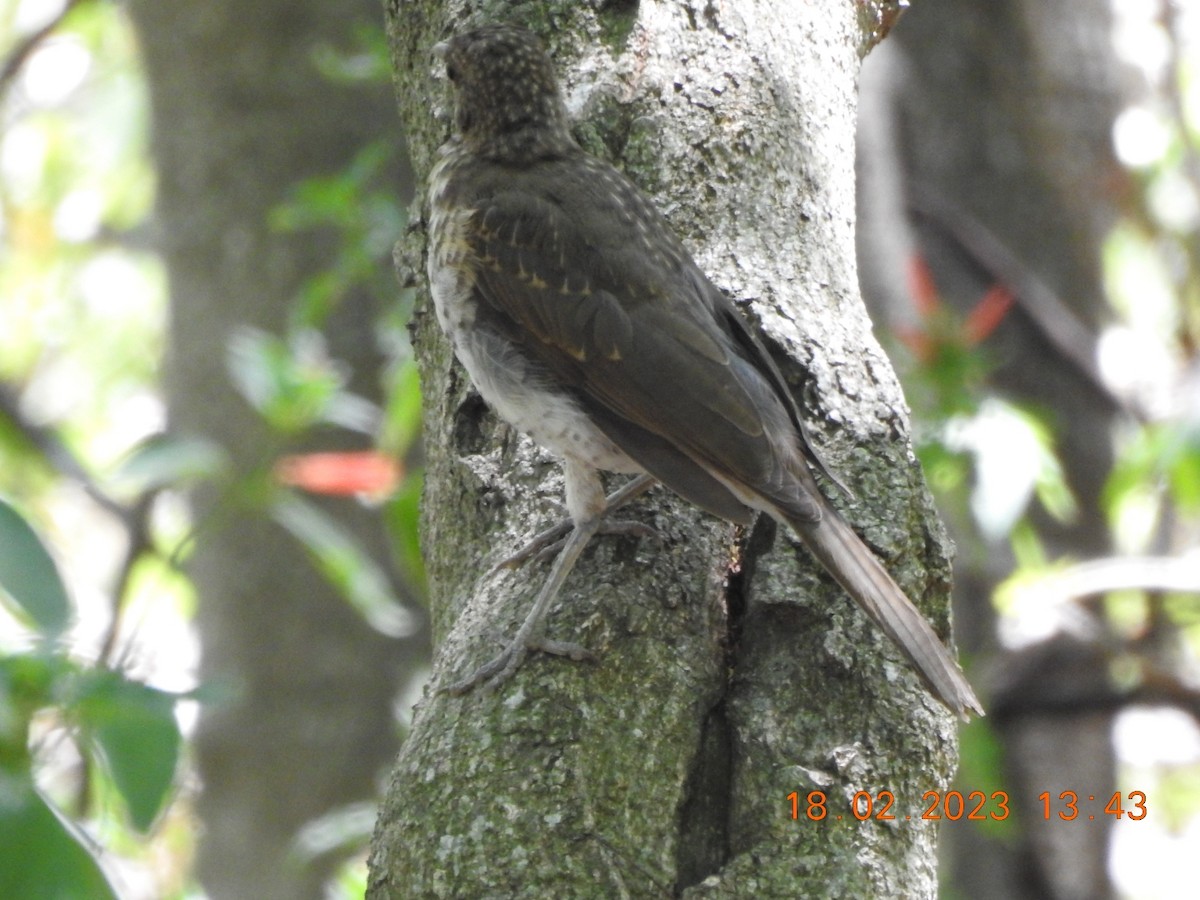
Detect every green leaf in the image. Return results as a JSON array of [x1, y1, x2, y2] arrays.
[[384, 470, 427, 597], [1169, 443, 1200, 511], [74, 672, 181, 833], [0, 653, 74, 770], [113, 433, 229, 492], [271, 492, 416, 637], [0, 782, 117, 900], [226, 327, 352, 433], [1164, 424, 1200, 513], [955, 718, 1016, 841], [0, 497, 71, 637], [380, 358, 423, 456], [311, 23, 392, 85], [292, 800, 377, 861]]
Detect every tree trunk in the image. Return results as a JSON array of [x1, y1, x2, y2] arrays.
[[128, 1, 425, 897], [371, 2, 959, 896]]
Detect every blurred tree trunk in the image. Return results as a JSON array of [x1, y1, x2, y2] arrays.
[[857, 0, 1126, 897], [369, 2, 961, 897], [127, 1, 426, 897]]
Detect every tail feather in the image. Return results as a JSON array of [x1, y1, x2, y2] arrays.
[[790, 506, 984, 719]]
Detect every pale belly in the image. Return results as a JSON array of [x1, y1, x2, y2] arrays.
[[427, 229, 641, 476]]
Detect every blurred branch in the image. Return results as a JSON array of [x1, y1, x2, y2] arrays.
[[0, 0, 91, 98], [97, 491, 155, 668], [1135, 664, 1200, 723], [0, 383, 129, 523], [1048, 554, 1200, 600], [909, 186, 1129, 415]]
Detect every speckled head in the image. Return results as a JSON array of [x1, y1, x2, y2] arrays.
[[436, 25, 574, 160]]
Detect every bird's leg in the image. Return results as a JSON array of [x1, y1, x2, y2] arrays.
[[492, 471, 658, 571], [445, 508, 603, 694], [447, 464, 654, 695]]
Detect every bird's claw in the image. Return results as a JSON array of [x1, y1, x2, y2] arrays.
[[494, 518, 662, 572], [444, 636, 596, 695], [530, 637, 597, 662], [490, 521, 571, 572]]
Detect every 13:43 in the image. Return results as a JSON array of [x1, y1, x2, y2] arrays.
[[1038, 790, 1148, 821]]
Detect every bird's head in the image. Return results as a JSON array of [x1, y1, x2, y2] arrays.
[[435, 25, 575, 161]]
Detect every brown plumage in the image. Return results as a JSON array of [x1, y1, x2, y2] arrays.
[[427, 24, 982, 718]]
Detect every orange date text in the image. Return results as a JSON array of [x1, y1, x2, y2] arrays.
[[786, 790, 1010, 823]]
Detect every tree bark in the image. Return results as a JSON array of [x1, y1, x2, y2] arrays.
[[127, 1, 425, 897], [371, 2, 959, 896]]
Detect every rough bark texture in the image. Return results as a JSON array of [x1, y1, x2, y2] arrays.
[[128, 1, 425, 897], [371, 2, 960, 896], [856, 0, 1125, 897]]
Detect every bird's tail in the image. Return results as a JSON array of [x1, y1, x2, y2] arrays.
[[789, 505, 984, 719]]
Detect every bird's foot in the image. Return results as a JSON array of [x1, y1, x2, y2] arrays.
[[494, 518, 660, 570], [491, 473, 660, 572], [447, 473, 658, 697], [443, 636, 597, 695]]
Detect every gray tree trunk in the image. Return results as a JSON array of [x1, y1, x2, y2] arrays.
[[371, 3, 959, 896], [128, 1, 425, 897]]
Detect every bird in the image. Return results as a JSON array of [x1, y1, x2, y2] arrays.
[[426, 24, 983, 718]]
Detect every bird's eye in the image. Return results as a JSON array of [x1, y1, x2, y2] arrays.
[[446, 64, 459, 83]]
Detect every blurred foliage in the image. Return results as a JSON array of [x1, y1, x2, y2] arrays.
[[0, 1, 419, 896], [890, 4, 1200, 882], [271, 139, 407, 332], [227, 327, 380, 436], [0, 497, 184, 898]]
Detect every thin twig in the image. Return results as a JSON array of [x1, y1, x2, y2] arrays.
[[0, 384, 131, 524]]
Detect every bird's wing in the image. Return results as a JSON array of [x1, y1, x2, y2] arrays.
[[706, 283, 853, 498], [463, 165, 821, 524]]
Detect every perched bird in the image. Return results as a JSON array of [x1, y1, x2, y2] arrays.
[[427, 24, 983, 718]]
